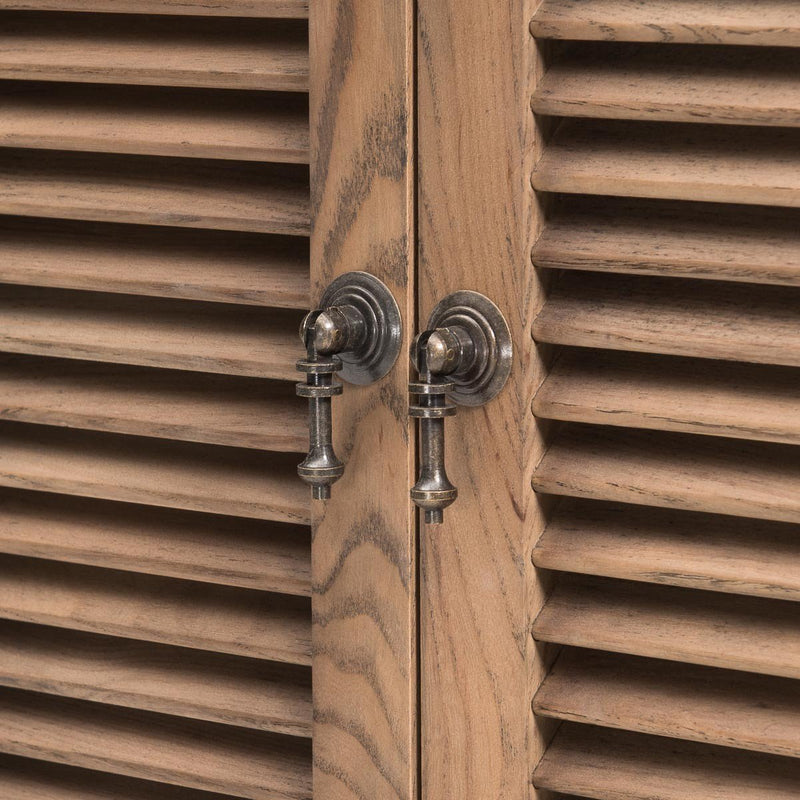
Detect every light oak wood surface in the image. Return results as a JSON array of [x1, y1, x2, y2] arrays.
[[533, 197, 800, 286], [0, 150, 310, 235], [532, 575, 800, 679], [534, 498, 800, 601], [532, 424, 800, 523], [534, 349, 800, 445], [531, 0, 800, 47], [0, 0, 309, 16], [534, 43, 800, 127], [535, 648, 800, 758], [0, 13, 309, 91], [533, 119, 800, 207], [0, 356, 306, 452], [0, 621, 311, 737], [0, 286, 304, 381], [0, 217, 310, 307], [533, 273, 800, 367], [0, 555, 311, 665], [534, 723, 800, 800], [0, 688, 312, 800], [0, 84, 309, 162], [0, 488, 310, 595], [0, 423, 309, 525]]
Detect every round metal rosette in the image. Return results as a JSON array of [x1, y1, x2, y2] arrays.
[[425, 290, 512, 406], [319, 271, 402, 385]]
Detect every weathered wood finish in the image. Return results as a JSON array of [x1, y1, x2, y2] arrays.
[[417, 2, 548, 798], [0, 0, 309, 16], [310, 3, 416, 799]]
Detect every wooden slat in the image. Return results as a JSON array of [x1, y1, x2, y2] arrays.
[[0, 217, 309, 307], [0, 13, 309, 91], [0, 1, 309, 17], [0, 488, 310, 596], [0, 621, 311, 737], [0, 754, 239, 800], [534, 349, 800, 445], [533, 197, 800, 286], [0, 555, 311, 664], [0, 423, 309, 525], [535, 648, 800, 758], [533, 273, 800, 367], [0, 286, 304, 381], [534, 498, 800, 602], [534, 43, 800, 127], [0, 356, 306, 452], [0, 688, 312, 800], [532, 120, 800, 207], [0, 150, 310, 235], [532, 424, 800, 523], [534, 723, 800, 800], [532, 575, 800, 679], [0, 83, 309, 162], [530, 0, 800, 48]]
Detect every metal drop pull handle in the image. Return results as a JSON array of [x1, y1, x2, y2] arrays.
[[409, 291, 512, 524], [296, 272, 402, 500]]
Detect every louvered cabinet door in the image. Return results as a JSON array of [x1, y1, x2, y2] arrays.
[[528, 2, 800, 799], [0, 4, 315, 798]]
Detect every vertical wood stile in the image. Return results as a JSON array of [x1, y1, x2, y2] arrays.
[[309, 3, 417, 799]]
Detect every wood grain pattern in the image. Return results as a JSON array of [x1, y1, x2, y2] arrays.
[[0, 84, 309, 162], [0, 356, 306, 452], [310, 2, 416, 799], [534, 498, 800, 601], [417, 2, 548, 798], [534, 349, 800, 444], [532, 424, 800, 523], [533, 119, 800, 207], [0, 286, 304, 381], [531, 0, 800, 47], [534, 723, 800, 800], [0, 13, 309, 91], [0, 754, 246, 800], [0, 217, 310, 307], [0, 150, 310, 235], [0, 688, 312, 800], [533, 273, 800, 367], [532, 575, 800, 679], [534, 43, 800, 127], [0, 423, 309, 525], [0, 555, 312, 664], [533, 196, 800, 286], [0, 487, 310, 595], [535, 648, 800, 758], [0, 621, 311, 737], [0, 0, 309, 17]]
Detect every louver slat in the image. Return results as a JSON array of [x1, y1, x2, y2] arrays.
[[532, 273, 800, 367], [0, 356, 306, 452], [533, 350, 800, 445], [0, 84, 310, 162], [534, 648, 800, 758], [532, 120, 800, 207], [530, 0, 800, 48], [534, 723, 800, 800], [0, 555, 312, 664], [533, 44, 800, 127], [533, 498, 800, 601], [0, 13, 309, 91], [0, 689, 312, 800], [0, 1, 309, 17], [531, 424, 800, 523], [0, 621, 311, 737], [532, 575, 800, 679], [532, 197, 800, 286]]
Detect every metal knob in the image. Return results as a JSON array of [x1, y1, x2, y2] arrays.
[[409, 292, 512, 524], [296, 272, 402, 500]]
